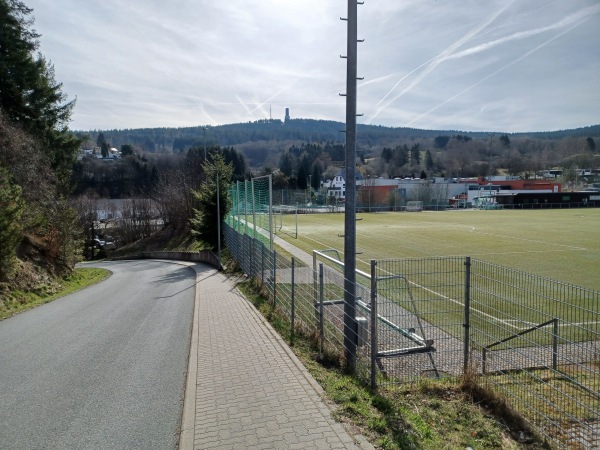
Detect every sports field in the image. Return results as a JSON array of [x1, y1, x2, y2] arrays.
[[276, 208, 600, 292]]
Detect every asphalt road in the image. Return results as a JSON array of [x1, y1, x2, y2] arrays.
[[0, 260, 196, 449]]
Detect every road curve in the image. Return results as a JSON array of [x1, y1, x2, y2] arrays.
[[0, 260, 195, 450]]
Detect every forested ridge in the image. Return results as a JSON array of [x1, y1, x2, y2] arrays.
[[80, 119, 600, 159], [77, 118, 600, 198]]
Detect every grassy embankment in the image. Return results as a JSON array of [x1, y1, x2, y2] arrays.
[[1, 267, 110, 320]]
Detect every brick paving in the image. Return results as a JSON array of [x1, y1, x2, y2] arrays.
[[179, 265, 373, 450]]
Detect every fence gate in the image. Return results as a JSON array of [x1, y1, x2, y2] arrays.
[[372, 258, 467, 386]]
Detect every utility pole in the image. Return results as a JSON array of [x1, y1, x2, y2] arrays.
[[342, 0, 362, 370], [488, 132, 494, 182], [216, 171, 221, 269]]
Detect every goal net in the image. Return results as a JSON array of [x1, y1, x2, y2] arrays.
[[274, 205, 298, 238], [228, 175, 274, 249], [406, 201, 423, 212]]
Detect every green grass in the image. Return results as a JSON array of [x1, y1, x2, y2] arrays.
[[233, 210, 596, 448], [275, 209, 600, 348], [0, 268, 110, 320], [278, 209, 600, 291]]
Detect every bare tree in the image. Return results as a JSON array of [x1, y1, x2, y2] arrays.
[[73, 195, 99, 259], [120, 198, 156, 244], [153, 168, 196, 230]]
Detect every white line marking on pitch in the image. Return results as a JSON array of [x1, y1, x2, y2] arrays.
[[374, 266, 522, 329], [466, 229, 586, 251]]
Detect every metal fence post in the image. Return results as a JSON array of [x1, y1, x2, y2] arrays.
[[235, 180, 240, 233], [313, 251, 319, 323], [249, 237, 254, 278], [261, 244, 265, 285], [482, 348, 487, 374], [291, 257, 295, 341], [273, 250, 277, 307], [241, 233, 246, 274], [463, 256, 471, 374], [319, 263, 324, 358], [244, 179, 248, 234], [252, 179, 257, 242], [370, 260, 378, 390], [553, 318, 559, 371]]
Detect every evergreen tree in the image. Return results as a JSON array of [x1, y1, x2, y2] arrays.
[[0, 0, 82, 186], [586, 137, 596, 153], [499, 134, 511, 147], [190, 154, 233, 249], [96, 132, 107, 149], [279, 152, 294, 177], [297, 164, 308, 189], [393, 144, 409, 167], [424, 150, 434, 170], [311, 164, 321, 190], [434, 136, 450, 148], [381, 147, 393, 163], [121, 144, 134, 156], [101, 141, 110, 158], [220, 146, 247, 181], [411, 143, 421, 165]]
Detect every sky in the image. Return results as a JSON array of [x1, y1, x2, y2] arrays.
[[25, 0, 600, 133]]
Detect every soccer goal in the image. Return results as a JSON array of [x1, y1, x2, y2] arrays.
[[274, 205, 298, 239], [406, 201, 423, 212]]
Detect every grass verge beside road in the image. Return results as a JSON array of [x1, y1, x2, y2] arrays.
[[0, 267, 110, 320]]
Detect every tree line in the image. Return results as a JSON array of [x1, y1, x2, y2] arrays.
[[76, 129, 599, 206], [83, 118, 600, 189], [0, 0, 82, 281]]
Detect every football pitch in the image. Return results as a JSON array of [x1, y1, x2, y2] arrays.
[[276, 208, 600, 292]]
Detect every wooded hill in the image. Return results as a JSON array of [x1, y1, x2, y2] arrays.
[[79, 119, 600, 169]]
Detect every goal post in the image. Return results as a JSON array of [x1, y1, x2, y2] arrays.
[[274, 205, 298, 239], [406, 201, 423, 212]]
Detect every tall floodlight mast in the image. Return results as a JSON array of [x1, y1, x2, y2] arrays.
[[341, 0, 362, 370]]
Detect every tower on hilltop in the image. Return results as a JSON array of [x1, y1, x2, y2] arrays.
[[284, 107, 290, 124]]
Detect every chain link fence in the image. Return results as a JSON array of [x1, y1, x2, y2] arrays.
[[224, 221, 599, 449]]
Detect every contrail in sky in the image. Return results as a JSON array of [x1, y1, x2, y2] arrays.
[[367, 1, 515, 124], [446, 3, 600, 61], [249, 90, 284, 114], [404, 17, 589, 128], [236, 95, 253, 115]]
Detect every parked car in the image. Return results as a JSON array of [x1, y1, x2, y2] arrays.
[[92, 237, 115, 249], [92, 238, 105, 249]]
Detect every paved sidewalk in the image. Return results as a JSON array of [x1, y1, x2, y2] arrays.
[[179, 264, 373, 450]]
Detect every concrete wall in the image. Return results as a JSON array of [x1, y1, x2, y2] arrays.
[[136, 250, 221, 269]]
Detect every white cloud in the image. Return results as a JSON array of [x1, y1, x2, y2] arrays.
[[26, 0, 600, 132]]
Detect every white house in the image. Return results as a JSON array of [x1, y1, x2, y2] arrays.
[[326, 169, 363, 200]]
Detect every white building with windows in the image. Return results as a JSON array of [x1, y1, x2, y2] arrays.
[[325, 169, 363, 201]]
